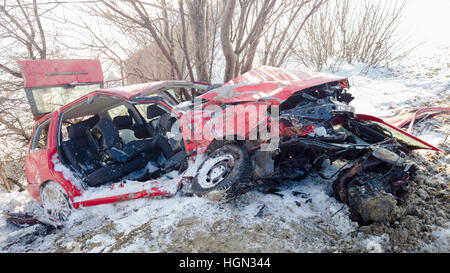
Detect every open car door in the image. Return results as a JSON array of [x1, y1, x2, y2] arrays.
[[18, 59, 104, 120]]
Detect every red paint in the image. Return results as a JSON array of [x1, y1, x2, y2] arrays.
[[356, 114, 440, 152], [200, 66, 347, 104], [382, 107, 450, 128], [280, 122, 315, 138], [18, 59, 104, 88], [25, 115, 58, 204], [72, 188, 172, 209]]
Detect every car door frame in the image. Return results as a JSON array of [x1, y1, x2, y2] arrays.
[[25, 115, 55, 202]]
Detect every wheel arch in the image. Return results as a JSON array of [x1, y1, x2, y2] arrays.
[[205, 136, 259, 155], [39, 179, 74, 209]]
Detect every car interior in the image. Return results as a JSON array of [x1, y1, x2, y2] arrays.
[[58, 95, 187, 187]]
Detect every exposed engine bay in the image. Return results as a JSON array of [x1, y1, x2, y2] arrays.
[[251, 83, 420, 225]]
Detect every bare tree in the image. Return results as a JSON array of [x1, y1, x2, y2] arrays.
[[0, 0, 55, 143], [0, 160, 25, 192], [74, 0, 222, 84], [0, 0, 60, 189], [259, 0, 327, 68], [91, 0, 185, 80], [220, 0, 279, 82], [293, 0, 410, 72], [185, 0, 210, 82], [75, 0, 329, 83]]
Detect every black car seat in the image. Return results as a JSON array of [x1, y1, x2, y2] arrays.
[[85, 152, 157, 187], [113, 115, 133, 130], [89, 119, 162, 164], [145, 104, 167, 136], [113, 115, 151, 140], [61, 117, 101, 176], [125, 108, 152, 139], [84, 118, 175, 187], [61, 116, 162, 187]]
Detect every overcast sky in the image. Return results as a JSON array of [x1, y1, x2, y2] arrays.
[[399, 0, 450, 55]]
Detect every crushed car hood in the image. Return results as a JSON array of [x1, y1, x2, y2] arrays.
[[200, 66, 349, 104]]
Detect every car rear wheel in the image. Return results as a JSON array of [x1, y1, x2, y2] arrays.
[[333, 172, 399, 226], [192, 144, 252, 201], [40, 181, 72, 221]]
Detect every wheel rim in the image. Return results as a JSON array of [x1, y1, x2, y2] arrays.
[[40, 182, 72, 221], [197, 154, 235, 189]]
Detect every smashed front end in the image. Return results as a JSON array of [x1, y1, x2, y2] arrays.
[[266, 81, 434, 225]]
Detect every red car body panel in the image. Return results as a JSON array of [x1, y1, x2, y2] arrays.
[[200, 66, 349, 104], [181, 102, 271, 154], [72, 187, 170, 208], [18, 59, 104, 88], [186, 66, 349, 154], [25, 114, 56, 203], [21, 61, 439, 209], [356, 114, 440, 152], [382, 107, 450, 128]]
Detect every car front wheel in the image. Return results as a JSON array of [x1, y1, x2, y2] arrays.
[[192, 144, 252, 201]]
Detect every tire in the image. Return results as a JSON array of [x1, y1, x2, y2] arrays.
[[333, 172, 397, 226], [332, 168, 352, 203], [192, 144, 252, 201], [40, 181, 73, 221]]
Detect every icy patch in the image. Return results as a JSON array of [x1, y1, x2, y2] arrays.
[[430, 224, 450, 251], [362, 234, 389, 253]]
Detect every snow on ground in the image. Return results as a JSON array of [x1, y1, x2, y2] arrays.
[[0, 48, 448, 253]]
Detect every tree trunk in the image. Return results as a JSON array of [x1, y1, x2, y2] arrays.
[[187, 0, 209, 82], [220, 0, 237, 82]]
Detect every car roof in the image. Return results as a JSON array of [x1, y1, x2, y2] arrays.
[[32, 80, 205, 123], [97, 80, 207, 99]]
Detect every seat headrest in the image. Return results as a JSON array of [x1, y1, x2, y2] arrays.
[[67, 115, 99, 139], [113, 116, 132, 130], [147, 105, 167, 120], [68, 120, 91, 139]]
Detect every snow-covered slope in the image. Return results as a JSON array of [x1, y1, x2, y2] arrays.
[[0, 48, 448, 253]]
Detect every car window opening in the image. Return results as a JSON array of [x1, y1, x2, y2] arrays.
[[56, 95, 186, 188]]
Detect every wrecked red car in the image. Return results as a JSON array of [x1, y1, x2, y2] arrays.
[[20, 60, 439, 224]]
